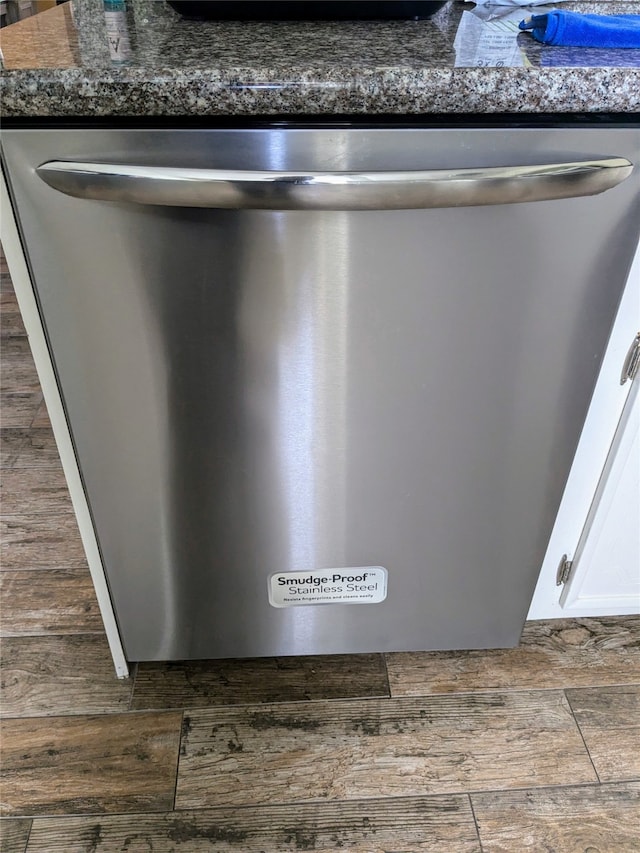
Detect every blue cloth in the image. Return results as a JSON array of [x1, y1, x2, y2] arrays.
[[518, 11, 640, 48]]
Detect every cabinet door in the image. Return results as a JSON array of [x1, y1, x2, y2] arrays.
[[528, 242, 640, 619], [560, 381, 639, 614]]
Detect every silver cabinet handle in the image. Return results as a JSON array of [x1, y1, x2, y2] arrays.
[[36, 157, 632, 211]]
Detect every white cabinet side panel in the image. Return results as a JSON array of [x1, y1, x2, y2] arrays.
[[1, 173, 129, 677]]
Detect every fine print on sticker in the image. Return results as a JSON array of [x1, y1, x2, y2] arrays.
[[269, 567, 388, 608]]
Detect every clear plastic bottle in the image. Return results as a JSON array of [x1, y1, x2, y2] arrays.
[[103, 0, 133, 65]]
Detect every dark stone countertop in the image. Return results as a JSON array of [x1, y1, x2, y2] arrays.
[[1, 0, 639, 116]]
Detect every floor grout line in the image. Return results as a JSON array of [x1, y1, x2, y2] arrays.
[[127, 661, 138, 712], [385, 681, 640, 698], [0, 707, 189, 724], [22, 817, 33, 853], [4, 679, 640, 719], [1, 634, 108, 641], [167, 779, 636, 814], [380, 651, 392, 699], [10, 780, 640, 824], [563, 687, 603, 784], [0, 566, 95, 574], [467, 792, 486, 853], [171, 710, 187, 812]]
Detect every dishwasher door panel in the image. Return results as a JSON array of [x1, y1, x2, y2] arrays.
[[3, 127, 639, 660]]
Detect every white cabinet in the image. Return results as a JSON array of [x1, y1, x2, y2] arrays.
[[560, 381, 639, 613], [528, 242, 640, 620]]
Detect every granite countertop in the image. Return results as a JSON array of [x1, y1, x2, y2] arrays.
[[1, 0, 639, 116]]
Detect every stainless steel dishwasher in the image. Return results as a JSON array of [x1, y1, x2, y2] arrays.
[[2, 124, 638, 661]]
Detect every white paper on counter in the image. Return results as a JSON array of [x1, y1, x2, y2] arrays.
[[454, 7, 554, 66]]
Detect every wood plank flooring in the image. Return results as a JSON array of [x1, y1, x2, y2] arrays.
[[472, 782, 640, 853], [0, 820, 31, 853], [175, 691, 597, 808], [1, 711, 182, 816], [0, 430, 31, 468], [132, 653, 390, 709], [566, 685, 640, 782], [386, 616, 640, 695], [1, 248, 639, 850], [1, 515, 88, 571], [1, 635, 133, 717], [11, 428, 62, 470], [0, 468, 74, 516], [0, 569, 103, 636], [23, 798, 483, 853]]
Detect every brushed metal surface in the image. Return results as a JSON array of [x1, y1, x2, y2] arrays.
[[35, 158, 632, 210], [3, 127, 639, 660]]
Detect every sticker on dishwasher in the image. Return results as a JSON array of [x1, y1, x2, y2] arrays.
[[268, 567, 388, 608]]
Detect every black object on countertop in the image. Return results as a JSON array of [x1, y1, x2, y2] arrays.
[[166, 1, 448, 20]]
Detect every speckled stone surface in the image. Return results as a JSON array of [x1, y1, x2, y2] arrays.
[[1, 0, 639, 116]]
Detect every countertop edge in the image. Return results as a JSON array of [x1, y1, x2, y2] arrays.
[[2, 66, 640, 117]]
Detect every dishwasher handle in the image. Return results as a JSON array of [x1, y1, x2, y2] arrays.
[[36, 157, 633, 211]]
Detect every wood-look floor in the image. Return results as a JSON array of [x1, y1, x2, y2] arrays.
[[1, 250, 639, 852]]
